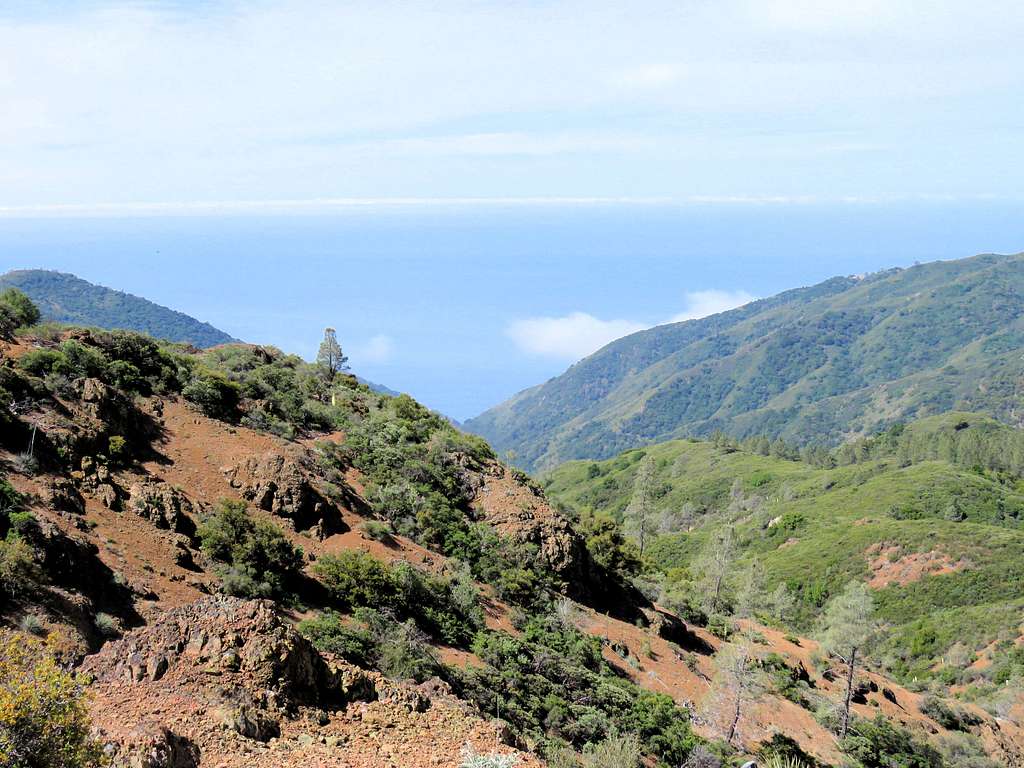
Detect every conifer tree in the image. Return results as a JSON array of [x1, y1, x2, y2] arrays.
[[818, 581, 878, 739], [316, 327, 348, 384]]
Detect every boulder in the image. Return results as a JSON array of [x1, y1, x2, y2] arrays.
[[104, 725, 200, 768], [224, 452, 346, 536], [127, 480, 194, 534]]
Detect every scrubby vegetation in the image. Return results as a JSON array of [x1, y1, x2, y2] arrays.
[[313, 550, 484, 646], [300, 608, 443, 682], [0, 477, 40, 603], [0, 288, 41, 339], [455, 613, 701, 765], [545, 416, 1024, 686], [840, 716, 944, 767], [0, 630, 104, 767], [197, 499, 305, 600]]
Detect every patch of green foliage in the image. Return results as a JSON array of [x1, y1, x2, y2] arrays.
[[17, 329, 190, 396], [313, 550, 484, 647], [840, 716, 945, 767], [197, 499, 305, 600], [299, 608, 442, 682], [918, 694, 981, 732], [0, 288, 41, 339], [452, 613, 702, 767], [0, 477, 41, 604], [544, 418, 1024, 684]]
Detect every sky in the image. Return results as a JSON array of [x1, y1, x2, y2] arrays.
[[1, 2, 1024, 418], [2, 0, 1024, 207]]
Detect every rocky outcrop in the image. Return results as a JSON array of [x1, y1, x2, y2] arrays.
[[473, 464, 647, 619], [126, 479, 196, 534], [102, 726, 200, 768], [224, 452, 347, 537], [46, 477, 85, 514], [84, 597, 341, 712]]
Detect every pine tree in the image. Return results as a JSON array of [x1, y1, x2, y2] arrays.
[[818, 581, 878, 739], [705, 640, 766, 746], [316, 327, 348, 384], [625, 456, 657, 558], [699, 526, 736, 614]]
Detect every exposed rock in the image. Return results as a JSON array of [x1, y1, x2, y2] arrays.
[[642, 607, 714, 655], [475, 464, 648, 619], [47, 477, 85, 514], [216, 704, 280, 742], [103, 725, 200, 768], [127, 480, 195, 534], [84, 597, 342, 712], [97, 483, 120, 510], [224, 451, 347, 537]]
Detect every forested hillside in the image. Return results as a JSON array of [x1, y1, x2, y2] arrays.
[[467, 253, 1024, 472], [544, 412, 1024, 689], [0, 269, 236, 348]]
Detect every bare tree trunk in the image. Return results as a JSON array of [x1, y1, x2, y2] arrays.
[[841, 647, 857, 740], [727, 694, 741, 745]]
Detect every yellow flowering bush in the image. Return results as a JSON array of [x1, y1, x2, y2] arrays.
[[0, 630, 104, 767]]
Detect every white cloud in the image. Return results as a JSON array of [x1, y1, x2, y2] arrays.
[[352, 334, 395, 365], [669, 290, 757, 322], [508, 289, 757, 362], [505, 312, 646, 360]]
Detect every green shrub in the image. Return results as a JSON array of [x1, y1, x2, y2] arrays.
[[840, 715, 944, 767], [107, 435, 128, 464], [197, 499, 304, 599], [0, 536, 41, 601], [0, 289, 40, 338], [93, 612, 120, 639], [298, 611, 375, 666], [301, 607, 441, 682], [17, 349, 65, 379], [0, 630, 104, 767], [313, 550, 483, 647], [919, 694, 981, 732], [182, 370, 240, 420], [359, 520, 394, 541], [314, 550, 397, 607]]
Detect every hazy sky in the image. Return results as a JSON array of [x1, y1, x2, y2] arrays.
[[2, 2, 1023, 417], [2, 1, 1023, 208]]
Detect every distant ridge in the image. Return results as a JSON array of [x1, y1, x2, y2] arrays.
[[466, 252, 1024, 472], [0, 269, 237, 348]]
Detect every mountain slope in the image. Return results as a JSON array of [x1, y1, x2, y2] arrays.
[[5, 319, 1017, 765], [543, 412, 1024, 685], [466, 252, 1024, 472], [0, 269, 237, 347]]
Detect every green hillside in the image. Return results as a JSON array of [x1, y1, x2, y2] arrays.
[[544, 413, 1024, 683], [467, 252, 1024, 472], [0, 269, 236, 348]]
